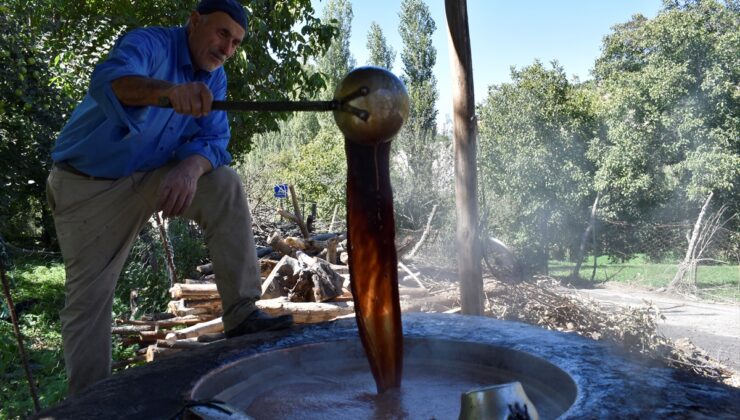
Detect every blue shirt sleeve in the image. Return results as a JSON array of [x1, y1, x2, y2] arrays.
[[88, 28, 169, 136], [174, 68, 233, 169]]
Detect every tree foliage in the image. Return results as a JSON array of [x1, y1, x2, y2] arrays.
[[478, 61, 598, 272], [0, 9, 74, 246], [475, 0, 739, 268], [316, 0, 355, 99], [239, 0, 354, 221], [366, 21, 396, 70], [398, 0, 438, 137], [592, 0, 740, 220], [394, 0, 446, 228]]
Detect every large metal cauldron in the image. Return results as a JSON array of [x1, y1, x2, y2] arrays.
[[34, 313, 740, 419]]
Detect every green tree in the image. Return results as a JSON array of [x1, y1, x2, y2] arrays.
[[477, 61, 597, 273], [366, 21, 395, 69], [317, 0, 355, 99], [399, 0, 438, 136], [285, 0, 354, 218], [395, 0, 444, 228], [240, 0, 355, 221], [592, 0, 740, 224], [0, 10, 73, 247], [275, 131, 347, 218]]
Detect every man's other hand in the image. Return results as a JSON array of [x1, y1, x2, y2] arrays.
[[156, 155, 212, 217], [165, 82, 213, 118]]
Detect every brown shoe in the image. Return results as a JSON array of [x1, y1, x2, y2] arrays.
[[224, 310, 294, 338]]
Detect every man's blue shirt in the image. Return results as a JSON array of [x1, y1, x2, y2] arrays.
[[52, 26, 232, 178]]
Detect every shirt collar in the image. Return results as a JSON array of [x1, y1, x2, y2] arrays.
[[176, 26, 214, 81]]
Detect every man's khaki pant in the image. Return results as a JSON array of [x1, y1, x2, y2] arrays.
[[46, 164, 262, 395]]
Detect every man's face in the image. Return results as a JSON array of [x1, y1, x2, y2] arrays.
[[187, 11, 245, 72]]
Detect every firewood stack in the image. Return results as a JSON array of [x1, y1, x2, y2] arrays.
[[113, 233, 355, 367]]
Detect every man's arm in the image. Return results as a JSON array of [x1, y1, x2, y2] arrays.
[[111, 76, 221, 217], [111, 76, 214, 118]]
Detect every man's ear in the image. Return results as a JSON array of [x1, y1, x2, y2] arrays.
[[189, 11, 201, 28]]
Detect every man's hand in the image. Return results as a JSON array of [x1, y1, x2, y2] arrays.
[[156, 155, 212, 217], [165, 82, 213, 118], [110, 77, 213, 118]]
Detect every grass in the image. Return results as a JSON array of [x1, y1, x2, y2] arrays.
[[550, 255, 740, 302], [1, 255, 67, 419]]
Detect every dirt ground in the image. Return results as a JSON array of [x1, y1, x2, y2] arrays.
[[563, 282, 740, 375], [397, 264, 739, 381]]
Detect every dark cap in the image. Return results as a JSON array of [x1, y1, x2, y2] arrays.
[[196, 0, 248, 31]]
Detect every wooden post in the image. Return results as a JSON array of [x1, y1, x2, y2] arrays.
[[446, 0, 483, 315]]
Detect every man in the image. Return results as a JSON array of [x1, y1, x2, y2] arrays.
[[47, 0, 292, 395]]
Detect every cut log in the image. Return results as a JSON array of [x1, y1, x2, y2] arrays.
[[268, 231, 296, 257], [398, 286, 429, 297], [165, 317, 223, 341], [283, 236, 308, 250], [261, 252, 344, 302], [330, 263, 349, 275], [140, 312, 176, 322], [295, 252, 344, 302], [256, 297, 354, 324], [261, 255, 302, 299], [156, 338, 209, 349], [117, 329, 169, 346], [111, 325, 153, 335], [116, 315, 212, 329], [268, 232, 347, 258], [196, 262, 213, 275], [167, 299, 220, 317], [139, 330, 169, 341], [186, 278, 213, 285], [145, 345, 183, 362], [170, 283, 219, 299], [182, 298, 222, 311], [120, 336, 143, 347]]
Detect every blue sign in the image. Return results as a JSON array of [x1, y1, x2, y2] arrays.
[[273, 184, 288, 198]]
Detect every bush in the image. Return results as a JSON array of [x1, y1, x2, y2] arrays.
[[0, 255, 67, 419]]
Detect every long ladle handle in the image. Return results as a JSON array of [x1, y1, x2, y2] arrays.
[[157, 98, 336, 112], [156, 86, 370, 121]]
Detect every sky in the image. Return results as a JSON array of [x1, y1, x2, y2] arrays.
[[312, 0, 664, 124]]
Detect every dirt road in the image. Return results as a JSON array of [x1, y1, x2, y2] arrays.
[[570, 282, 740, 374]]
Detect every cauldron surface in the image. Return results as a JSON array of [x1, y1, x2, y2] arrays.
[[190, 338, 575, 419]]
